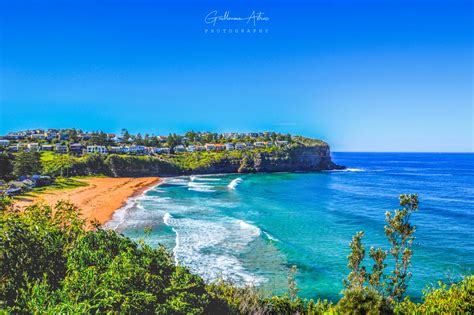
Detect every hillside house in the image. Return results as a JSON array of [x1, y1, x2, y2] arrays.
[[55, 144, 68, 154], [86, 145, 107, 154], [70, 143, 84, 155]]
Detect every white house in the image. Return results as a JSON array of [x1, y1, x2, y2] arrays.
[[276, 140, 289, 146], [109, 146, 125, 153], [254, 142, 266, 148], [235, 143, 246, 150], [205, 144, 216, 151], [27, 143, 40, 151], [40, 144, 54, 151], [8, 145, 19, 152], [196, 145, 206, 152], [55, 144, 68, 154], [154, 147, 170, 154], [174, 145, 186, 153], [128, 145, 146, 154], [225, 143, 235, 151], [0, 140, 10, 147], [30, 134, 46, 140], [186, 145, 196, 152], [87, 145, 107, 154]]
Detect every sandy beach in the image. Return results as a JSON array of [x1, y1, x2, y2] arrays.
[[15, 177, 161, 227]]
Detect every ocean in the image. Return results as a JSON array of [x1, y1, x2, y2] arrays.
[[105, 152, 474, 301]]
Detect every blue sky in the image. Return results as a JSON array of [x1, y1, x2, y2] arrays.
[[0, 0, 472, 152]]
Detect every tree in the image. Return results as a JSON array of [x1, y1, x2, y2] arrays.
[[135, 133, 144, 145], [338, 194, 420, 313], [67, 129, 78, 143], [13, 150, 42, 177], [344, 231, 367, 290], [185, 131, 197, 143], [166, 133, 182, 150], [0, 153, 13, 180], [288, 265, 299, 300], [385, 194, 419, 301], [121, 128, 131, 143]]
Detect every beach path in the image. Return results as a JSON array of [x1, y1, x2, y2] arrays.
[[14, 177, 161, 227]]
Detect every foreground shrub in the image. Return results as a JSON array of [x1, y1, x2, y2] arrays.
[[1, 196, 472, 314], [395, 276, 474, 314]]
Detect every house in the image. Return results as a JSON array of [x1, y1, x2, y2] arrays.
[[46, 132, 58, 141], [30, 133, 46, 140], [129, 145, 146, 154], [40, 144, 54, 151], [108, 146, 125, 154], [254, 142, 266, 148], [27, 143, 40, 151], [174, 145, 186, 153], [196, 145, 206, 152], [0, 140, 10, 147], [276, 140, 289, 146], [79, 133, 92, 140], [235, 143, 246, 150], [8, 145, 19, 152], [225, 143, 235, 151], [59, 133, 69, 141], [265, 141, 274, 147], [215, 144, 225, 151], [186, 145, 196, 152], [55, 144, 68, 154], [154, 147, 170, 154], [205, 144, 216, 151], [86, 145, 107, 154], [70, 143, 84, 155]]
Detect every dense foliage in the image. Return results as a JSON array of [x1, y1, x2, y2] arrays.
[[1, 196, 472, 314]]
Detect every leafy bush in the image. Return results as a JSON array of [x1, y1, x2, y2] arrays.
[[395, 276, 474, 314]]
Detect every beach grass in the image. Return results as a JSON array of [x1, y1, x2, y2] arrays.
[[33, 177, 89, 192]]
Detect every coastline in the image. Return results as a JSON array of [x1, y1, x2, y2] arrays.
[[14, 177, 161, 229]]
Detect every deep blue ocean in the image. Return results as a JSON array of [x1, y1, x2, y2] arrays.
[[106, 152, 474, 301]]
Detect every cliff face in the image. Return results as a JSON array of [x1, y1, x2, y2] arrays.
[[192, 144, 343, 175], [64, 144, 343, 177]]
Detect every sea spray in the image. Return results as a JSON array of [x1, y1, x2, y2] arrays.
[[227, 178, 242, 190]]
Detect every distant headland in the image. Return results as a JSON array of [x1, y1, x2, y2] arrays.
[[0, 128, 344, 179]]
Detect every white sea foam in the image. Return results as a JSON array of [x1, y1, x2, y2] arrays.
[[164, 177, 190, 186], [324, 168, 365, 172], [163, 212, 172, 225], [237, 219, 262, 237], [163, 214, 265, 286], [187, 181, 215, 192], [263, 231, 279, 242], [227, 178, 243, 190]]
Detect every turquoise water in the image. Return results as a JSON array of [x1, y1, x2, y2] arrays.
[[106, 153, 474, 301]]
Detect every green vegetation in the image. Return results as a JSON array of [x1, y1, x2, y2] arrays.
[[12, 150, 41, 177], [1, 195, 472, 314], [33, 177, 89, 192]]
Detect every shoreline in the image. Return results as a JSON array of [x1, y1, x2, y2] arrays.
[[14, 177, 162, 229]]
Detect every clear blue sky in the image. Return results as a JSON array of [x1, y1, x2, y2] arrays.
[[0, 0, 472, 152]]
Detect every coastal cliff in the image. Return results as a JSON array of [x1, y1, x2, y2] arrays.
[[193, 144, 341, 175], [42, 139, 344, 177], [104, 143, 343, 177]]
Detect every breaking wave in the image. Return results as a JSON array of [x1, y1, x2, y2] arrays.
[[227, 178, 243, 190]]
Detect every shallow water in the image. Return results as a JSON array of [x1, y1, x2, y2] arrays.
[[105, 152, 474, 301]]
